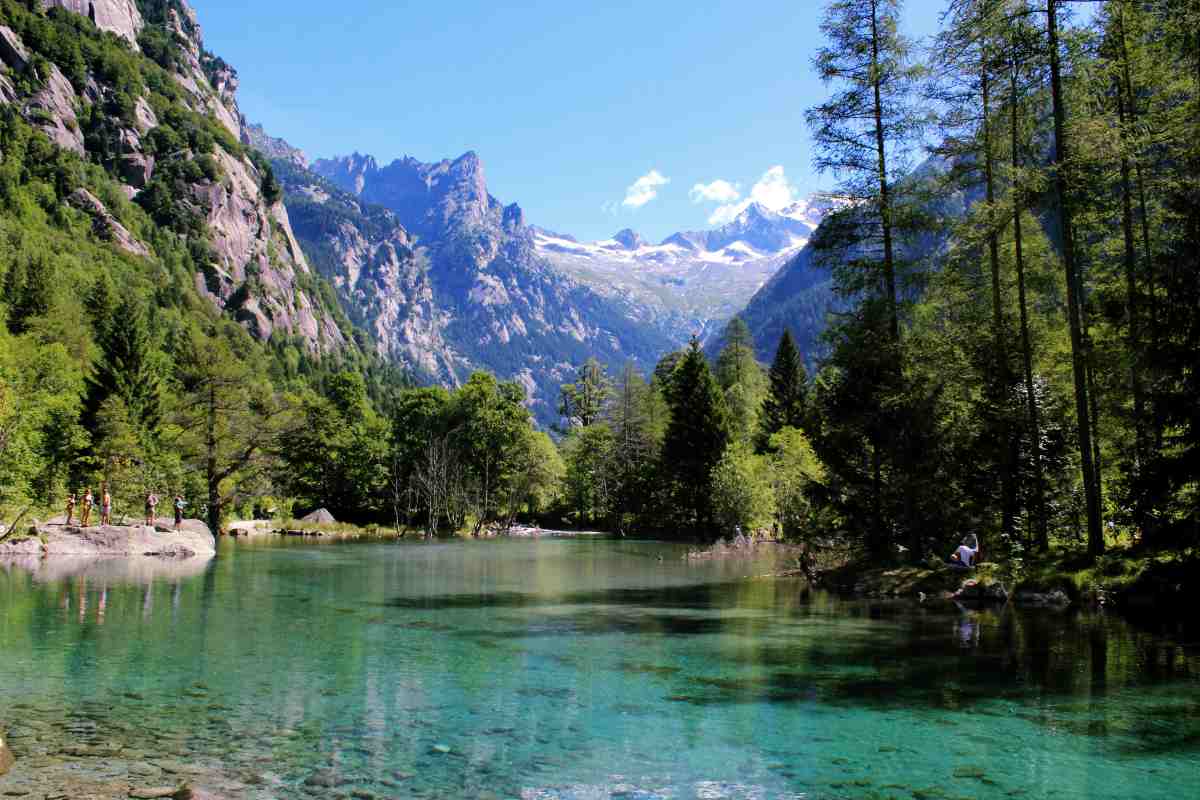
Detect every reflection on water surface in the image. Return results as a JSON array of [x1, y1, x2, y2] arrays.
[[0, 538, 1197, 799]]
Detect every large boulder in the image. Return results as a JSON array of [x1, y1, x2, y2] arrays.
[[0, 521, 216, 559], [300, 508, 336, 525]]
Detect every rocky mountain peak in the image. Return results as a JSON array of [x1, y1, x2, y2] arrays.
[[242, 121, 307, 168], [313, 150, 502, 240], [612, 229, 645, 250]]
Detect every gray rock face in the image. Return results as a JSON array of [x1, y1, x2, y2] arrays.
[[68, 188, 151, 257], [2, 0, 350, 356], [241, 120, 306, 168], [269, 159, 458, 381], [0, 24, 30, 71], [27, 61, 84, 154], [41, 0, 144, 47], [309, 149, 677, 424]]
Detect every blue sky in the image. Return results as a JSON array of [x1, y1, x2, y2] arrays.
[[197, 1, 946, 242]]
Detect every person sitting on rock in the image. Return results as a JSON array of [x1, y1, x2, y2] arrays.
[[948, 534, 980, 570], [65, 491, 77, 526], [100, 483, 112, 526], [81, 488, 94, 527]]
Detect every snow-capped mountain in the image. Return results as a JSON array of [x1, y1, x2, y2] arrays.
[[533, 199, 832, 341]]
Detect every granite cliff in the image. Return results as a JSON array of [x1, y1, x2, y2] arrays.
[[0, 0, 351, 353]]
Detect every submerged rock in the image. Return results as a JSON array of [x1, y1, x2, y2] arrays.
[[0, 732, 15, 775]]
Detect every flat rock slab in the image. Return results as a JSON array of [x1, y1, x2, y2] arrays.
[[0, 523, 215, 559]]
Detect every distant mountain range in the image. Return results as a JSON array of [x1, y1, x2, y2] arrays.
[[245, 123, 839, 423], [533, 199, 831, 341]]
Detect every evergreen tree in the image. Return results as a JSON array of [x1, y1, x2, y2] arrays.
[[807, 0, 927, 342], [604, 363, 661, 534], [1046, 0, 1105, 556], [558, 357, 612, 430], [757, 329, 808, 451], [661, 339, 731, 538], [82, 297, 163, 442]]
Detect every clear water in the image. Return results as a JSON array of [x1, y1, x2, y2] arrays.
[[1, 538, 1198, 799]]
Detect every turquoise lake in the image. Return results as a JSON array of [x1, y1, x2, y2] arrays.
[[1, 537, 1198, 799]]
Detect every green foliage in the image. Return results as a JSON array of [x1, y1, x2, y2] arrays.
[[558, 357, 612, 430], [757, 328, 808, 451], [661, 339, 731, 538], [710, 443, 774, 534]]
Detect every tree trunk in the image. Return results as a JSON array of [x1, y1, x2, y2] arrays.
[[869, 0, 900, 342], [1047, 0, 1104, 557], [205, 384, 221, 544], [1115, 77, 1148, 475], [982, 67, 1017, 541], [1012, 43, 1047, 551]]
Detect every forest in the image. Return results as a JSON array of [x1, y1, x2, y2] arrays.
[[1, 0, 1196, 576]]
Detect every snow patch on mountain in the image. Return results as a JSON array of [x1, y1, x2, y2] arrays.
[[533, 198, 832, 340]]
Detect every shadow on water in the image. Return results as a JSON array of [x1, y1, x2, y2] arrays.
[[381, 580, 748, 611]]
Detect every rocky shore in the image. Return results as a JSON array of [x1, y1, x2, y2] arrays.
[[0, 520, 216, 559]]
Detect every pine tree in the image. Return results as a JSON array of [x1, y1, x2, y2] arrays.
[[1046, 0, 1105, 556], [807, 0, 926, 342], [662, 339, 731, 538], [558, 358, 612, 430], [82, 297, 163, 442], [757, 329, 808, 451]]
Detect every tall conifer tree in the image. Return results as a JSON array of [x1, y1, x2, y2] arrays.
[[758, 329, 808, 451], [662, 339, 731, 538]]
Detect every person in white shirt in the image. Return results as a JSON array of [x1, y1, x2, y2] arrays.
[[948, 535, 980, 569]]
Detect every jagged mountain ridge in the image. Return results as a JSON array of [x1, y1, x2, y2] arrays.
[[297, 150, 677, 423], [254, 149, 460, 383], [534, 199, 831, 341]]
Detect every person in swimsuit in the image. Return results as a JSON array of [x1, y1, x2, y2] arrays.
[[100, 482, 112, 526], [173, 495, 185, 531], [65, 491, 77, 526], [146, 492, 159, 527], [81, 488, 94, 527]]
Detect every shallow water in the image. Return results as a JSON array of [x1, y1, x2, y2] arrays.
[[1, 537, 1198, 799]]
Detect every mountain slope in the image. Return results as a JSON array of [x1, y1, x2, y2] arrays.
[[303, 151, 677, 423], [0, 0, 356, 355], [736, 158, 975, 365], [258, 153, 459, 383]]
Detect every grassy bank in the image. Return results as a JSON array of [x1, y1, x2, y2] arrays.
[[814, 544, 1199, 611]]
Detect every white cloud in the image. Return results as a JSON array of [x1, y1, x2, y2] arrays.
[[689, 179, 741, 204], [707, 165, 800, 225], [622, 169, 670, 209], [748, 165, 798, 209]]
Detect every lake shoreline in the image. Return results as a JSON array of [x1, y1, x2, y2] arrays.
[[0, 520, 216, 560], [811, 549, 1199, 614]]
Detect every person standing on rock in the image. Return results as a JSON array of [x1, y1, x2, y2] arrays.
[[100, 482, 112, 526], [65, 491, 77, 526], [145, 492, 159, 527], [173, 495, 185, 531], [81, 488, 94, 527]]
